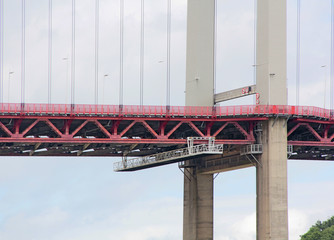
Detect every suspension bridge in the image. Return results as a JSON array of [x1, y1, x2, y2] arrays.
[[0, 0, 334, 240]]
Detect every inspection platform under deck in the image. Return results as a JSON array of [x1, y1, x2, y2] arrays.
[[114, 138, 224, 171]]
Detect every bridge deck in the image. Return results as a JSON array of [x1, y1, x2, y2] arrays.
[[0, 103, 333, 159]]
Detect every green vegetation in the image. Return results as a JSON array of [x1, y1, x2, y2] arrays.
[[300, 216, 334, 240]]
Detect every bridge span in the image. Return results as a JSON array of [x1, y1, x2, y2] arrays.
[[0, 103, 333, 162]]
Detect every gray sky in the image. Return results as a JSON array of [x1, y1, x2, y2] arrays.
[[0, 0, 334, 240]]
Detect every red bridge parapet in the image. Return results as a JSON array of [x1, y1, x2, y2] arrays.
[[0, 103, 332, 119]]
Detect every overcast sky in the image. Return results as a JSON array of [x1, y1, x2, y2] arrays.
[[0, 0, 334, 240]]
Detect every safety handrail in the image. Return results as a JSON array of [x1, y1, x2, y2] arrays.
[[240, 144, 263, 155], [113, 143, 224, 171], [0, 103, 333, 119]]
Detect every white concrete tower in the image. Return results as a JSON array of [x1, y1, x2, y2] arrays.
[[184, 0, 289, 239], [256, 0, 288, 239], [184, 1, 215, 240], [185, 0, 215, 107]]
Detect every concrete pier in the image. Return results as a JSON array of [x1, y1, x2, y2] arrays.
[[256, 119, 288, 240], [183, 168, 214, 240]]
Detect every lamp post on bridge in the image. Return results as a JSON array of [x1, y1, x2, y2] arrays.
[[322, 65, 327, 109], [8, 71, 14, 103], [63, 57, 69, 105], [103, 74, 109, 104], [158, 60, 165, 106]]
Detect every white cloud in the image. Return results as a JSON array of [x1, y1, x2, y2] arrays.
[[0, 197, 182, 240], [0, 208, 69, 240], [289, 209, 309, 240]]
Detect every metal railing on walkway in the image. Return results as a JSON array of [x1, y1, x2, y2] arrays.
[[0, 103, 333, 119], [240, 144, 263, 155], [241, 144, 294, 156], [113, 143, 224, 171]]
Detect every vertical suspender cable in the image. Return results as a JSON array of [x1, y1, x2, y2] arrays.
[[21, 0, 26, 105], [140, 0, 144, 107], [330, 0, 334, 109], [95, 0, 99, 105], [253, 0, 257, 92], [71, 0, 75, 107], [214, 0, 217, 97], [296, 0, 301, 106], [48, 0, 52, 105], [119, 0, 124, 106], [166, 0, 171, 107], [0, 0, 3, 103]]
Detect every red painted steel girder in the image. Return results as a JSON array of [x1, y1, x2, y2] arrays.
[[0, 115, 257, 144], [0, 103, 333, 156], [287, 120, 334, 146]]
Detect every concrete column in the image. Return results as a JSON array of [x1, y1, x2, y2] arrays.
[[183, 168, 214, 240], [184, 1, 215, 239], [257, 119, 288, 240], [256, 1, 288, 239]]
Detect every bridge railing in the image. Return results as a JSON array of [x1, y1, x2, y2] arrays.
[[0, 103, 332, 119]]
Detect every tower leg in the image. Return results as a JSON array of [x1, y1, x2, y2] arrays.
[[183, 168, 214, 240], [257, 119, 288, 240], [185, 0, 215, 107], [184, 0, 215, 237]]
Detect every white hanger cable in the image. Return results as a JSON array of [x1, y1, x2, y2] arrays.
[[0, 0, 3, 103], [296, 0, 301, 106], [21, 0, 26, 105], [166, 0, 171, 107], [95, 0, 99, 105], [119, 0, 124, 106], [48, 0, 53, 105], [71, 0, 76, 107], [331, 0, 334, 109], [140, 0, 145, 107]]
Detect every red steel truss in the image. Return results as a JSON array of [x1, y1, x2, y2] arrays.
[[288, 118, 334, 146], [0, 103, 333, 156]]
